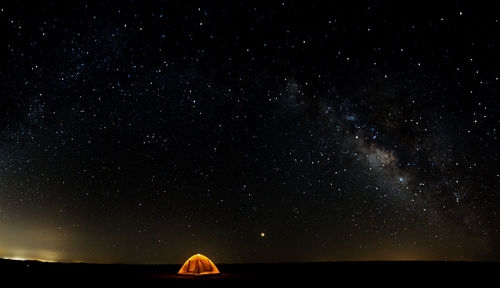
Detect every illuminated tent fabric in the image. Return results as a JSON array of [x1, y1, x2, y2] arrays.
[[178, 254, 221, 276]]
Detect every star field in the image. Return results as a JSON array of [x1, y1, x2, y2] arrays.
[[0, 2, 498, 263]]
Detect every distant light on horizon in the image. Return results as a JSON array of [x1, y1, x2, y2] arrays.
[[3, 256, 29, 261], [2, 256, 57, 263], [0, 247, 61, 263]]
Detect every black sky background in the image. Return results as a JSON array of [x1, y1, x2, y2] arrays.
[[0, 1, 498, 263]]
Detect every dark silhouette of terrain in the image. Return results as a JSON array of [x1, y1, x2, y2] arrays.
[[0, 258, 495, 287]]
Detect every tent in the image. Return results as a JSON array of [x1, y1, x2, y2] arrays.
[[178, 254, 221, 276]]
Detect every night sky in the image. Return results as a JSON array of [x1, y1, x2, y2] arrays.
[[0, 1, 499, 264]]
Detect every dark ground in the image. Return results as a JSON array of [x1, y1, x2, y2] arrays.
[[0, 259, 497, 287]]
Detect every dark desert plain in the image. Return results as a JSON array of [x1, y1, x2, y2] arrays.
[[1, 1, 500, 287], [0, 258, 497, 286]]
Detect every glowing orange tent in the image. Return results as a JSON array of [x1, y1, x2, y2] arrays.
[[178, 254, 220, 276]]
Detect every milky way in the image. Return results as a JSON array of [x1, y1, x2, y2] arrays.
[[0, 2, 498, 263]]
